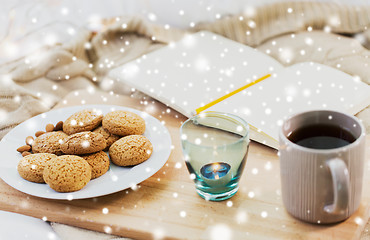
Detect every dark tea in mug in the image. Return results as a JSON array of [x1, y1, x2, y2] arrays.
[[287, 124, 356, 149]]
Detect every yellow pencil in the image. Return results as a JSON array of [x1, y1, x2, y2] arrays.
[[195, 74, 271, 114]]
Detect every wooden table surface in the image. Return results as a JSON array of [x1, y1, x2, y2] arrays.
[[0, 89, 369, 240]]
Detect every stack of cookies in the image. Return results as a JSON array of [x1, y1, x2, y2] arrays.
[[17, 109, 153, 193]]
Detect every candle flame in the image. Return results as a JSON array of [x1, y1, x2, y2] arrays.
[[213, 163, 220, 171], [213, 163, 221, 179]]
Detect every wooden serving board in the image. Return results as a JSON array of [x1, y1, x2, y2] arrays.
[[0, 89, 369, 240]]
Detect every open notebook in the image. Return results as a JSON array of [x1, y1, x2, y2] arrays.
[[109, 31, 370, 149]]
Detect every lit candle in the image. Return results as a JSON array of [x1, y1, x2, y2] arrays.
[[200, 162, 231, 187]]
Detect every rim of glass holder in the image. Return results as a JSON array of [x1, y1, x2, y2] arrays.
[[180, 111, 250, 148]]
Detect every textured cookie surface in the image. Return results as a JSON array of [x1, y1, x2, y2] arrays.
[[61, 131, 106, 155], [63, 109, 103, 135], [17, 153, 57, 183], [93, 126, 120, 151], [109, 135, 153, 166], [43, 155, 91, 192], [102, 110, 145, 136], [81, 151, 110, 179], [32, 131, 68, 155]]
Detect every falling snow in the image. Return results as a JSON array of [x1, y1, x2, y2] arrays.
[[261, 211, 268, 218], [179, 211, 187, 218], [104, 226, 112, 234], [209, 224, 232, 240], [1, 4, 369, 240]]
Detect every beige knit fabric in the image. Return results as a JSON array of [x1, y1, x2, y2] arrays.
[[1, 2, 369, 139], [0, 2, 370, 239], [195, 1, 370, 47]]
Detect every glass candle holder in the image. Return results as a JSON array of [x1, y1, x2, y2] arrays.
[[180, 111, 250, 201]]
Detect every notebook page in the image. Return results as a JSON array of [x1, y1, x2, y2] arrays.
[[109, 31, 284, 117], [205, 62, 370, 143]]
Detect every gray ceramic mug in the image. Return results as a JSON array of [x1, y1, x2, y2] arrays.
[[279, 110, 366, 224]]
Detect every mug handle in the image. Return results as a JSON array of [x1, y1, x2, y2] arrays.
[[324, 158, 349, 215]]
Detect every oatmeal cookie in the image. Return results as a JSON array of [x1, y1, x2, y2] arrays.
[[17, 153, 57, 183], [32, 131, 68, 155], [43, 155, 91, 192], [63, 109, 103, 135], [60, 131, 106, 155], [102, 110, 145, 136], [109, 135, 153, 166], [80, 151, 110, 179]]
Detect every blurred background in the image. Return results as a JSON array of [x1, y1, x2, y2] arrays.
[[1, 0, 369, 64]]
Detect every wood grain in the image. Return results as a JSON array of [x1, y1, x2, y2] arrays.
[[0, 89, 369, 240]]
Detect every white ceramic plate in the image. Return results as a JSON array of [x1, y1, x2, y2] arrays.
[[0, 105, 172, 200], [0, 210, 60, 239]]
